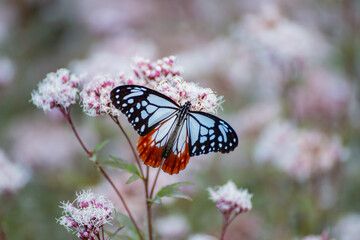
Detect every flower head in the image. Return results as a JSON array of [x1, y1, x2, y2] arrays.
[[80, 73, 140, 116], [133, 55, 182, 84], [57, 190, 114, 239], [153, 76, 223, 114], [208, 180, 252, 214], [31, 68, 82, 112]]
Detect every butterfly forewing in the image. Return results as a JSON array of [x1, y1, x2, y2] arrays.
[[187, 111, 238, 156], [110, 85, 179, 136]]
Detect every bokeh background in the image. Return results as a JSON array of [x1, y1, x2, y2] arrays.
[[0, 0, 360, 239]]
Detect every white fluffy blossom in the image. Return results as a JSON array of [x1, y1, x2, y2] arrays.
[[31, 68, 83, 112], [154, 76, 223, 114], [57, 190, 114, 239], [0, 149, 30, 194], [80, 73, 141, 116], [208, 180, 252, 214]]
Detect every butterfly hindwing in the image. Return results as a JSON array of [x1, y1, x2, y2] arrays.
[[162, 118, 190, 174], [110, 85, 179, 136], [137, 113, 178, 169], [187, 111, 238, 156]]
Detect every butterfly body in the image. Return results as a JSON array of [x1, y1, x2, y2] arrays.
[[110, 85, 238, 174]]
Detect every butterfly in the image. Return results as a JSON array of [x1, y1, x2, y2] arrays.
[[110, 85, 238, 175]]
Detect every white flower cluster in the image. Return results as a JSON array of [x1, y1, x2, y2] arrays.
[[133, 55, 182, 84], [254, 121, 348, 181], [155, 76, 223, 114], [208, 180, 252, 214], [0, 149, 30, 194], [31, 68, 82, 112], [57, 190, 114, 239], [80, 74, 141, 116]]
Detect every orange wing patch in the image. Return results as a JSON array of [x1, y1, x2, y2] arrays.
[[137, 116, 191, 175], [162, 142, 190, 175], [137, 127, 164, 168]]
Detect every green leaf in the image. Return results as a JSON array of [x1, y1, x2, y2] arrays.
[[114, 211, 144, 240], [89, 139, 111, 162], [94, 139, 111, 153], [151, 181, 193, 204], [101, 156, 143, 183], [105, 226, 125, 240]]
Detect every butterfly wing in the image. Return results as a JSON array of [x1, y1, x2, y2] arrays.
[[110, 85, 179, 136], [137, 113, 178, 170], [162, 118, 190, 174], [187, 111, 238, 156]]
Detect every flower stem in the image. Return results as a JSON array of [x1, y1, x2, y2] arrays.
[[219, 212, 231, 240], [61, 108, 144, 240], [60, 108, 92, 157], [98, 166, 144, 240], [110, 116, 144, 178], [150, 164, 162, 198], [144, 166, 153, 240]]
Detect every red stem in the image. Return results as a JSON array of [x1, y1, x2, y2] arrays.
[[110, 116, 144, 178], [60, 107, 144, 240], [144, 166, 153, 240]]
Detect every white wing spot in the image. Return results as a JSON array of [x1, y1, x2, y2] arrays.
[[130, 108, 134, 113], [127, 98, 134, 104], [117, 101, 120, 104], [122, 103, 127, 107], [200, 136, 207, 144], [210, 134, 215, 141], [141, 110, 148, 119], [135, 117, 139, 122], [200, 127, 208, 136], [141, 101, 148, 107], [115, 95, 119, 99], [123, 91, 143, 100], [116, 89, 120, 93], [211, 142, 215, 147], [136, 103, 141, 109], [140, 125, 145, 133], [218, 136, 223, 142]]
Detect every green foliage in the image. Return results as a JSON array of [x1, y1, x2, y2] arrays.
[[113, 212, 144, 240], [101, 156, 143, 183], [149, 182, 193, 205], [89, 139, 111, 162]]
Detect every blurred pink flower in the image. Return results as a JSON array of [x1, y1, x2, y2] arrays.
[[0, 57, 16, 88], [290, 69, 351, 123], [8, 117, 85, 170], [71, 37, 157, 81], [234, 102, 280, 138], [0, 149, 30, 194], [254, 121, 348, 181], [75, 0, 154, 35], [31, 68, 83, 112], [188, 234, 218, 240], [334, 214, 360, 240], [156, 215, 189, 239], [236, 4, 328, 72], [57, 189, 114, 239]]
